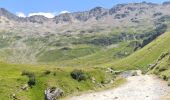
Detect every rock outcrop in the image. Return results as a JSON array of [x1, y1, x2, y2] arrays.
[[45, 87, 64, 100]]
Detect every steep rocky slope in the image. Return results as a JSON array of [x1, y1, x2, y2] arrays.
[[1, 2, 170, 35]]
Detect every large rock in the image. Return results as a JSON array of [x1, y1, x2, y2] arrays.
[[121, 70, 141, 78], [45, 87, 64, 100]]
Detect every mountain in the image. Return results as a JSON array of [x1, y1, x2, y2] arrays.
[[1, 1, 170, 100], [0, 8, 21, 21], [0, 2, 169, 64], [0, 2, 170, 35]]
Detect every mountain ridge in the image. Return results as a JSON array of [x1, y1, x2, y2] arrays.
[[0, 1, 170, 23]]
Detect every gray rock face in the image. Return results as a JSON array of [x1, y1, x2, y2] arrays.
[[26, 15, 49, 24], [89, 7, 109, 20], [109, 4, 125, 15], [54, 13, 72, 23], [0, 2, 170, 25], [45, 88, 64, 100], [0, 8, 21, 21], [0, 2, 170, 26]]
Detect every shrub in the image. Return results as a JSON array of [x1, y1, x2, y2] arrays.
[[21, 70, 36, 87], [21, 70, 34, 77], [101, 80, 104, 84], [44, 70, 51, 75], [53, 72, 56, 76], [70, 70, 87, 81], [161, 75, 168, 81], [158, 67, 167, 72], [28, 76, 36, 87]]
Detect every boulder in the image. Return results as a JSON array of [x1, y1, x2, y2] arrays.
[[45, 87, 64, 100]]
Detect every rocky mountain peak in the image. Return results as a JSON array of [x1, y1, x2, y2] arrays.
[[54, 13, 72, 24], [90, 6, 107, 12], [89, 7, 109, 19], [26, 15, 49, 24], [162, 1, 170, 5], [0, 8, 21, 21], [0, 8, 9, 15]]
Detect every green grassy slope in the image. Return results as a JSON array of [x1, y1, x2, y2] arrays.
[[0, 62, 125, 100], [53, 41, 135, 67], [37, 44, 101, 62], [105, 32, 170, 71], [0, 31, 137, 64], [151, 51, 170, 85]]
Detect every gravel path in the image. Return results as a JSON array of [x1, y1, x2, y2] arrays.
[[70, 75, 170, 100]]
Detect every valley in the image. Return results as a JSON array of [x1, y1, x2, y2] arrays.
[[0, 1, 170, 100]]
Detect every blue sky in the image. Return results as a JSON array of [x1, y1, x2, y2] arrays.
[[0, 0, 164, 18]]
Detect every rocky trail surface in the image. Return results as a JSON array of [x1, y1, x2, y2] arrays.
[[70, 74, 170, 100]]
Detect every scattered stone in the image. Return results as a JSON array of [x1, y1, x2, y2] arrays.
[[96, 83, 103, 88], [136, 70, 142, 76], [148, 63, 157, 70], [21, 84, 29, 90], [91, 77, 96, 83], [12, 94, 17, 100], [121, 70, 140, 78], [106, 68, 121, 74], [131, 71, 138, 76], [45, 87, 64, 100], [110, 80, 114, 84], [106, 68, 114, 73]]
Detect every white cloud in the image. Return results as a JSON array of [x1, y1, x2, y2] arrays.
[[16, 11, 71, 18], [16, 12, 26, 17], [60, 10, 70, 14], [28, 12, 56, 18]]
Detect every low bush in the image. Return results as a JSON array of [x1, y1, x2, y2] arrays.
[[21, 70, 36, 87], [53, 72, 56, 76], [28, 76, 36, 87], [44, 70, 51, 75], [70, 70, 88, 81], [21, 70, 34, 77], [161, 75, 168, 81], [158, 67, 167, 72]]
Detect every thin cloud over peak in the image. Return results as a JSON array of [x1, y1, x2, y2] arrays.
[[16, 12, 57, 18], [28, 12, 56, 18], [60, 10, 70, 14], [16, 12, 26, 17]]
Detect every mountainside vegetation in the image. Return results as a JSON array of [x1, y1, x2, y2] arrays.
[[106, 31, 170, 72], [0, 2, 170, 64], [0, 62, 126, 99], [0, 1, 170, 100]]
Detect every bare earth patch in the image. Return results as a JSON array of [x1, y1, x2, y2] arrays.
[[70, 75, 170, 100]]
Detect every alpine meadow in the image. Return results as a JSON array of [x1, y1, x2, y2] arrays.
[[0, 1, 170, 100]]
